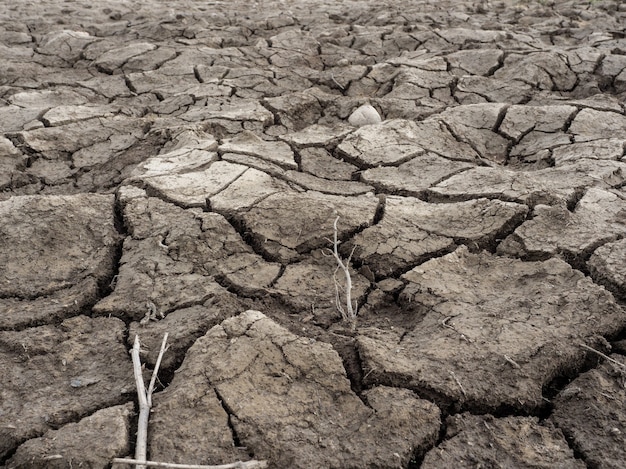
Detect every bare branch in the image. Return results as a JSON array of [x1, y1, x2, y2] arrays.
[[332, 266, 345, 319], [580, 343, 626, 370], [113, 458, 268, 469], [327, 216, 357, 321], [147, 333, 169, 407], [449, 371, 467, 397], [131, 336, 149, 469], [503, 354, 521, 369], [131, 334, 169, 469]]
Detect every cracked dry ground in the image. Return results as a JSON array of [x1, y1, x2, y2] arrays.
[[1, 0, 626, 468]]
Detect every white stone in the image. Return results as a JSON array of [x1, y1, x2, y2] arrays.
[[348, 104, 382, 127]]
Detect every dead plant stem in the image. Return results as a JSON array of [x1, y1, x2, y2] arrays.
[[131, 333, 169, 469], [112, 458, 268, 469], [580, 343, 626, 370], [327, 216, 357, 321]]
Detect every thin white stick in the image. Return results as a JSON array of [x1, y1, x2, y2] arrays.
[[112, 458, 268, 469], [147, 333, 169, 407], [450, 371, 467, 397], [503, 354, 521, 369], [580, 343, 626, 370], [328, 216, 357, 320], [332, 266, 345, 318], [132, 334, 169, 469], [330, 72, 345, 90], [131, 335, 149, 469]]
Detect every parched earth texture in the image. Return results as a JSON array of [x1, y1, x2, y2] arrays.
[[1, 0, 626, 468]]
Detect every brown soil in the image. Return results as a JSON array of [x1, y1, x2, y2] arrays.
[[1, 1, 626, 468]]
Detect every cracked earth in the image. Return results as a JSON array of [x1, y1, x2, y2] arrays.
[[1, 0, 626, 467]]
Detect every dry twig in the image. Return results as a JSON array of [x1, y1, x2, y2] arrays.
[[112, 458, 268, 469], [503, 354, 521, 369], [131, 333, 169, 469], [580, 343, 626, 370], [449, 371, 467, 397], [324, 216, 357, 321]]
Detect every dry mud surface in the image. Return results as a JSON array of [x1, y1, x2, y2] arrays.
[[1, 0, 626, 467]]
